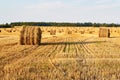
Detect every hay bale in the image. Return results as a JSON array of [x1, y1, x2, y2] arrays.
[[25, 27, 30, 45], [59, 30, 62, 33], [47, 30, 50, 32], [9, 30, 11, 32], [5, 30, 12, 33], [12, 29, 16, 32], [58, 30, 62, 33], [4, 28, 12, 33], [20, 27, 26, 45], [20, 26, 42, 45], [68, 31, 72, 34], [80, 31, 85, 34], [89, 31, 94, 34], [34, 27, 41, 45], [66, 29, 72, 34], [99, 28, 110, 38], [50, 30, 56, 35], [74, 31, 77, 33], [30, 27, 35, 45]]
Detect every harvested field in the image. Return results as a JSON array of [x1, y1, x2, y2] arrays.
[[0, 26, 120, 80]]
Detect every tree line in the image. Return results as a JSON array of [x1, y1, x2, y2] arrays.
[[0, 22, 120, 28]]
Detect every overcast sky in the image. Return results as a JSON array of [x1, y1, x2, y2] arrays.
[[0, 0, 120, 24]]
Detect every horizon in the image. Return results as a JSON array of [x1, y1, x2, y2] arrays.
[[1, 22, 120, 25], [0, 0, 120, 24]]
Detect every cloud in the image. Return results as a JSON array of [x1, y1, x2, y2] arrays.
[[26, 1, 66, 9], [79, 0, 120, 11], [95, 0, 113, 4]]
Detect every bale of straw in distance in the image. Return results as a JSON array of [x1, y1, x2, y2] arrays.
[[50, 30, 56, 35], [20, 26, 42, 45], [12, 28, 16, 32], [68, 30, 72, 34], [80, 31, 85, 34], [89, 31, 94, 34], [99, 28, 110, 38], [58, 30, 62, 33], [74, 31, 77, 33], [65, 29, 72, 34]]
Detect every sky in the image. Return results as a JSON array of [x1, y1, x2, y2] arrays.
[[0, 0, 120, 24]]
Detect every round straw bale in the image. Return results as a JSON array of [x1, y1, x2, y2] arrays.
[[50, 30, 56, 35], [34, 27, 42, 45], [20, 26, 42, 45], [68, 31, 72, 34], [30, 27, 35, 45], [20, 26, 26, 45], [99, 28, 110, 38]]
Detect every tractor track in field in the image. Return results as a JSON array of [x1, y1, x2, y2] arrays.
[[35, 38, 97, 74], [0, 42, 18, 52], [107, 40, 120, 48], [3, 37, 65, 71], [8, 40, 62, 72], [47, 45, 61, 70], [2, 36, 116, 78], [1, 44, 59, 79], [0, 45, 41, 78], [79, 37, 120, 61], [46, 38, 68, 58], [49, 37, 96, 63], [46, 37, 91, 74], [74, 43, 85, 59], [47, 38, 70, 72], [0, 45, 39, 65], [2, 42, 18, 47], [90, 39, 120, 59], [3, 44, 57, 72], [2, 45, 50, 76], [79, 37, 96, 59], [12, 45, 50, 64], [30, 45, 56, 59], [47, 43, 63, 58]]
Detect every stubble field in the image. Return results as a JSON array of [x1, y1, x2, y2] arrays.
[[0, 26, 120, 80]]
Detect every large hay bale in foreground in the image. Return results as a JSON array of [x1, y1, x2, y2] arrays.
[[20, 26, 42, 45], [99, 28, 110, 38]]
